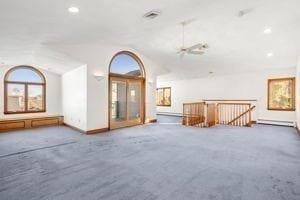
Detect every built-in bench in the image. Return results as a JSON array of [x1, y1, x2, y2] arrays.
[[0, 115, 64, 133]]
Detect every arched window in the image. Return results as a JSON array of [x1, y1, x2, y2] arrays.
[[4, 66, 46, 114], [109, 51, 145, 77]]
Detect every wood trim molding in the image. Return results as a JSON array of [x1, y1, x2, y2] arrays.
[[4, 65, 46, 114], [156, 87, 171, 106], [147, 119, 157, 123], [204, 99, 257, 102], [267, 77, 296, 111], [0, 115, 63, 133], [63, 123, 86, 134], [108, 51, 146, 78], [86, 128, 109, 135], [64, 123, 109, 135], [108, 50, 146, 130], [296, 126, 300, 136]]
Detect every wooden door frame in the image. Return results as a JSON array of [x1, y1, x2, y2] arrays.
[[108, 51, 146, 130], [108, 75, 145, 130]]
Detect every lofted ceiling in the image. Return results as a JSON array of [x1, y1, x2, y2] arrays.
[[0, 0, 299, 80]]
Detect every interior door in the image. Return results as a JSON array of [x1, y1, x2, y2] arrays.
[[110, 77, 144, 129]]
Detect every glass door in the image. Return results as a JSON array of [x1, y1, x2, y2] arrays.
[[110, 77, 144, 129]]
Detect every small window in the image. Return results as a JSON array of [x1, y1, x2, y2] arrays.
[[110, 53, 143, 77], [268, 77, 295, 111], [156, 87, 171, 106], [4, 66, 46, 114]]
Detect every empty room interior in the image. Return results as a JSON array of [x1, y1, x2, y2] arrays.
[[1, 0, 300, 200]]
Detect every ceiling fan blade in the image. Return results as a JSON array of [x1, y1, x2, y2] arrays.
[[188, 51, 204, 55], [186, 43, 203, 52]]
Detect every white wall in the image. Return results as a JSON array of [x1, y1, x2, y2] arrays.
[[53, 44, 161, 131], [62, 65, 87, 131], [158, 68, 296, 124], [0, 66, 61, 119], [85, 46, 159, 130]]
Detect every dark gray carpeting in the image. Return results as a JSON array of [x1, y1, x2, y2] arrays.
[[0, 116, 300, 200]]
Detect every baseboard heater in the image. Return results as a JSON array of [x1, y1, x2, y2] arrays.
[[257, 119, 295, 127], [157, 112, 183, 117]]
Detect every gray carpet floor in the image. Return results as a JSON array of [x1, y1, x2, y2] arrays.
[[0, 116, 300, 200]]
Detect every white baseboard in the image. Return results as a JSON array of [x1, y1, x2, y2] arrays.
[[157, 112, 182, 117], [257, 119, 295, 127]]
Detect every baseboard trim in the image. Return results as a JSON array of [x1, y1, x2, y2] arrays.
[[157, 112, 182, 117], [64, 123, 109, 135], [86, 128, 109, 135], [257, 119, 295, 127], [296, 126, 300, 136], [63, 123, 86, 134], [147, 119, 157, 123]]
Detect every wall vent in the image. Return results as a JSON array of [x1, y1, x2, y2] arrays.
[[143, 10, 161, 19]]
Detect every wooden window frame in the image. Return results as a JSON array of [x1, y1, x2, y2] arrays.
[[108, 51, 146, 130], [267, 77, 295, 111], [156, 87, 171, 107], [4, 66, 46, 114], [109, 51, 145, 77]]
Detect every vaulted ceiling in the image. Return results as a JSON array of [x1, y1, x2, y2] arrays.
[[0, 0, 299, 80]]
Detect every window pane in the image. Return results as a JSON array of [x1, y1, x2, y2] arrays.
[[110, 54, 142, 76], [7, 84, 25, 112], [111, 81, 127, 122], [7, 68, 43, 83], [156, 88, 171, 106], [269, 79, 294, 110], [28, 85, 44, 111], [164, 88, 171, 106], [157, 89, 164, 105], [128, 82, 141, 120]]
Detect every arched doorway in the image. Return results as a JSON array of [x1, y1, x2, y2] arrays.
[[109, 51, 145, 129]]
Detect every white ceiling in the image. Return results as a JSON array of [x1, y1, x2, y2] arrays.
[[0, 0, 299, 80]]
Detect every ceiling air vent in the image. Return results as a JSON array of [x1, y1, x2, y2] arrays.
[[143, 10, 161, 19]]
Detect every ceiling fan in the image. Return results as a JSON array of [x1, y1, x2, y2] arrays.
[[177, 21, 208, 58]]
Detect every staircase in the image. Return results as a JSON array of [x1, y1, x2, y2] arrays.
[[182, 100, 256, 127]]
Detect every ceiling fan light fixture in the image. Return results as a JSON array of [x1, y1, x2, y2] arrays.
[[177, 21, 208, 57]]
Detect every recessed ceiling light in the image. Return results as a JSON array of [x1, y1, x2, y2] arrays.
[[267, 52, 273, 57], [68, 6, 79, 13], [263, 28, 272, 34]]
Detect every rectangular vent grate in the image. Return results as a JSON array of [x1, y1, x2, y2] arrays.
[[143, 10, 161, 19]]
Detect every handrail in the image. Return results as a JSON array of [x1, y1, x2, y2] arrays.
[[217, 103, 251, 105], [228, 106, 256, 126], [204, 99, 257, 102], [183, 102, 205, 105]]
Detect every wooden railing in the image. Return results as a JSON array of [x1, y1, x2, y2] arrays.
[[182, 101, 256, 128], [217, 103, 254, 127], [228, 105, 255, 126], [182, 102, 205, 127], [206, 103, 217, 127]]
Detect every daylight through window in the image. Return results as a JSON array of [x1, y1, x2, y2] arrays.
[[268, 77, 295, 111], [156, 87, 171, 106], [4, 66, 46, 114]]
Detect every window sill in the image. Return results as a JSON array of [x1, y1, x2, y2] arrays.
[[4, 110, 46, 115], [267, 108, 295, 111]]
